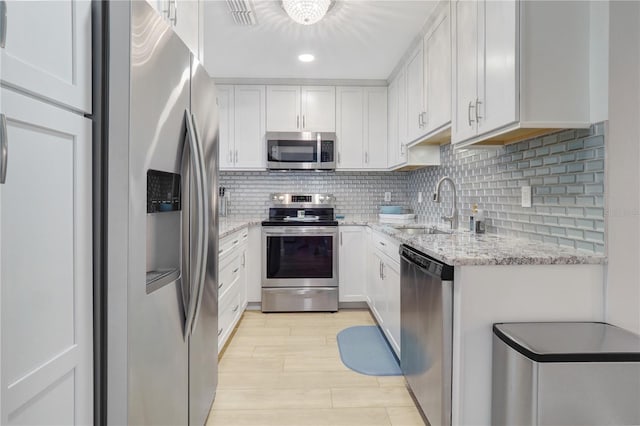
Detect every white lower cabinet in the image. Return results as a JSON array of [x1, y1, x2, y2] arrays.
[[217, 227, 249, 352], [338, 226, 365, 302], [367, 229, 401, 356], [0, 88, 93, 425]]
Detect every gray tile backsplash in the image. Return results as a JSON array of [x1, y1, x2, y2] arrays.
[[218, 171, 409, 218], [407, 124, 605, 253], [220, 123, 605, 253]]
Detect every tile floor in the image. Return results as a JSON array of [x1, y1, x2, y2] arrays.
[[206, 310, 426, 426]]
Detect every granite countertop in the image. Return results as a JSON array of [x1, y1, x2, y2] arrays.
[[368, 222, 606, 266], [218, 216, 606, 266]]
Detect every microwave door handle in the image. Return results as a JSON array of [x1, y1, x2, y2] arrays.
[[317, 133, 322, 165]]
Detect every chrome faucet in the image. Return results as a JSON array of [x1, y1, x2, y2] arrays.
[[433, 176, 458, 230]]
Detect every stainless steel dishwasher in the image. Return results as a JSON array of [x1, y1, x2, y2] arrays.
[[400, 244, 454, 426]]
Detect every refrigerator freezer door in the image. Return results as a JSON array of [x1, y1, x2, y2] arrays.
[[188, 57, 220, 426], [128, 2, 191, 424]]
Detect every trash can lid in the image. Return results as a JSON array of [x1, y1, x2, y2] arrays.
[[493, 322, 640, 363]]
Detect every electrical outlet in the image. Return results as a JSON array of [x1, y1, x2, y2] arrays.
[[418, 192, 423, 204], [521, 186, 532, 208], [384, 192, 391, 202]]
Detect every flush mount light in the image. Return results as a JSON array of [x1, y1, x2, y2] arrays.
[[298, 53, 315, 62], [282, 0, 334, 25]]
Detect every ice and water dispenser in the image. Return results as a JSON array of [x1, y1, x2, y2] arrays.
[[146, 169, 182, 293]]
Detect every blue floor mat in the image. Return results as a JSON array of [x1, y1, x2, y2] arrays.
[[336, 326, 402, 376]]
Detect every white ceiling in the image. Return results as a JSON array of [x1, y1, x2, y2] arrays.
[[203, 0, 438, 80]]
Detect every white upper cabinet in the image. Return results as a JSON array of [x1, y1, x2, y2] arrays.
[[451, 0, 591, 147], [147, 0, 200, 57], [266, 86, 335, 132], [335, 86, 387, 170], [405, 43, 425, 143], [0, 0, 91, 113], [387, 76, 401, 169], [218, 85, 266, 170], [423, 5, 451, 136]]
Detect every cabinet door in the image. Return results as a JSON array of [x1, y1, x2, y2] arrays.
[[397, 69, 408, 163], [234, 85, 266, 169], [173, 0, 200, 56], [364, 87, 388, 169], [424, 5, 452, 134], [0, 88, 92, 425], [383, 259, 401, 356], [301, 86, 336, 131], [452, 0, 479, 144], [370, 252, 386, 326], [217, 85, 235, 170], [266, 86, 301, 131], [338, 227, 365, 302], [405, 42, 425, 143], [477, 0, 518, 135], [387, 77, 400, 168], [0, 0, 91, 113], [335, 87, 364, 169], [240, 247, 248, 309]]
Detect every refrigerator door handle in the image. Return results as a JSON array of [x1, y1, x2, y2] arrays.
[[183, 108, 206, 338], [189, 111, 210, 334]]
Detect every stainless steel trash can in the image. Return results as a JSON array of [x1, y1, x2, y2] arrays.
[[492, 322, 640, 426]]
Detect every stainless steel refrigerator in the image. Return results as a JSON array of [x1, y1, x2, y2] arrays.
[[95, 1, 219, 424]]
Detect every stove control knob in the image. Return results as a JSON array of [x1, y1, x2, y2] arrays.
[[278, 196, 285, 201]]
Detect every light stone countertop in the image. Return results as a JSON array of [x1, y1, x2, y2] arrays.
[[218, 216, 606, 266]]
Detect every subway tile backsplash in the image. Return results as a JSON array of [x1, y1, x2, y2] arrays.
[[218, 171, 409, 218], [220, 123, 605, 253], [407, 124, 605, 253]]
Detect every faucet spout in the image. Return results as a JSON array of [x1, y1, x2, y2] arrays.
[[434, 176, 458, 230]]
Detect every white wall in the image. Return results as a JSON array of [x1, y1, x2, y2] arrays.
[[605, 1, 640, 334]]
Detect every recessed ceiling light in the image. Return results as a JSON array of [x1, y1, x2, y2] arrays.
[[298, 54, 315, 63]]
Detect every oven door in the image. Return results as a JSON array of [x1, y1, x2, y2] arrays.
[[262, 226, 338, 287]]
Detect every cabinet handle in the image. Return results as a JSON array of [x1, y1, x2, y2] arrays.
[[232, 304, 239, 312], [218, 328, 223, 336], [218, 282, 223, 289], [235, 150, 238, 163], [468, 101, 476, 126], [379, 241, 386, 247], [229, 150, 233, 164], [0, 1, 6, 49], [241, 253, 245, 267], [170, 0, 178, 25], [340, 232, 343, 246], [0, 114, 7, 184], [233, 239, 239, 245], [232, 267, 239, 274], [296, 115, 300, 129], [302, 115, 306, 129], [421, 112, 427, 128], [337, 152, 341, 164], [475, 99, 483, 122], [400, 143, 406, 156], [381, 262, 385, 279], [365, 152, 369, 164]]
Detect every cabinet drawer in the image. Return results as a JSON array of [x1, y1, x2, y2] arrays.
[[219, 252, 242, 300], [218, 279, 242, 351], [219, 228, 248, 259], [372, 231, 400, 262]]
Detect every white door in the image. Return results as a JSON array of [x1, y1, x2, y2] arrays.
[[477, 0, 518, 135], [371, 252, 386, 327], [338, 227, 365, 302], [0, 88, 92, 425], [452, 0, 479, 144], [301, 86, 336, 131], [234, 85, 266, 169], [335, 87, 364, 169], [424, 6, 452, 134], [173, 0, 200, 56], [397, 69, 408, 163], [405, 42, 425, 143], [266, 86, 300, 131], [387, 76, 400, 168], [0, 0, 91, 113], [383, 259, 401, 356], [217, 85, 235, 169], [364, 87, 388, 169]]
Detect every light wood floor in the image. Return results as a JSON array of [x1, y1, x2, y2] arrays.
[[206, 310, 426, 426]]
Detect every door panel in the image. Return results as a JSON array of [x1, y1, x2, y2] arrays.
[[266, 86, 300, 131], [364, 87, 388, 169], [452, 0, 478, 143], [424, 7, 451, 133], [0, 0, 91, 113], [335, 87, 364, 169], [217, 85, 234, 169], [301, 86, 335, 131], [234, 85, 266, 169], [405, 43, 424, 142], [0, 88, 92, 425]]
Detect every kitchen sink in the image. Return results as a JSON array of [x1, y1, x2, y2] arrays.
[[392, 226, 452, 235]]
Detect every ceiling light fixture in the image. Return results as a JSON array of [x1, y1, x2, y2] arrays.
[[298, 53, 315, 62], [282, 0, 333, 25]]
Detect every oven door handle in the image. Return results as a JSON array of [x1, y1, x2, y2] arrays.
[[263, 227, 337, 236]]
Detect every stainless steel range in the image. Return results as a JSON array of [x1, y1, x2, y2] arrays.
[[261, 193, 338, 312]]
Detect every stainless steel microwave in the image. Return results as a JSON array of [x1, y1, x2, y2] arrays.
[[266, 132, 336, 170]]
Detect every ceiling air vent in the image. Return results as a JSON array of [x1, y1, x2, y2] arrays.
[[226, 0, 257, 26]]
